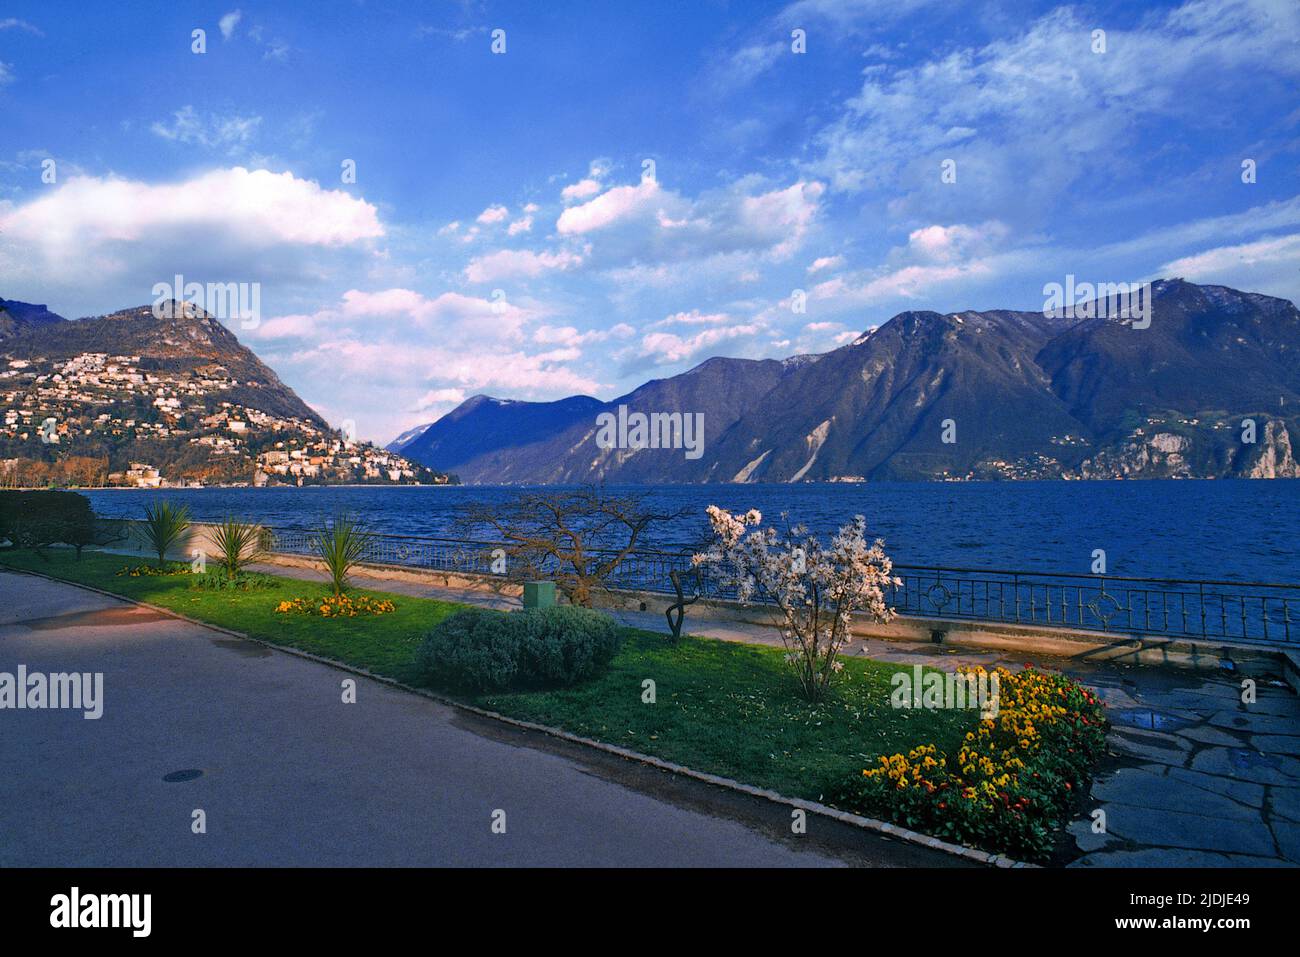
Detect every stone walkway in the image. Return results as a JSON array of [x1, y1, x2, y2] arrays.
[[257, 559, 1300, 866]]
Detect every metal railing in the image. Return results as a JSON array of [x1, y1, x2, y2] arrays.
[[885, 565, 1297, 645], [262, 527, 1298, 646]]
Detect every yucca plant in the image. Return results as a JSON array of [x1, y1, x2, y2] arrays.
[[210, 517, 264, 580], [314, 513, 373, 596], [138, 500, 191, 567]]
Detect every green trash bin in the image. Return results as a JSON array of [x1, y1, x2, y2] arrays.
[[523, 581, 556, 609]]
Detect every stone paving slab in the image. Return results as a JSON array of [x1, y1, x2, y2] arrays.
[[1070, 848, 1296, 868], [1250, 734, 1300, 756], [1208, 711, 1300, 734], [1271, 788, 1300, 822], [1274, 821, 1300, 862], [1181, 724, 1249, 746], [1089, 803, 1277, 856], [1189, 747, 1300, 786], [1165, 766, 1267, 808], [1091, 767, 1257, 819]]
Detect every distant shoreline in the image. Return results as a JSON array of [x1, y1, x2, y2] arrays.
[[5, 483, 457, 491]]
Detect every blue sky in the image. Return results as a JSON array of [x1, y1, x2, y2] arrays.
[[2, 0, 1298, 443]]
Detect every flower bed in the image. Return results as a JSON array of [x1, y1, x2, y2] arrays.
[[116, 562, 191, 578], [829, 665, 1108, 861], [275, 594, 396, 618]]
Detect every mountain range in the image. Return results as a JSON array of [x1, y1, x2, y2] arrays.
[[390, 279, 1300, 482]]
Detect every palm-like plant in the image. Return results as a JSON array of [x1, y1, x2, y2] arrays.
[[211, 517, 264, 580], [139, 500, 191, 567], [314, 513, 373, 596]]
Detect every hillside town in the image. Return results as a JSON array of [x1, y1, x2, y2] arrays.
[[0, 349, 452, 487]]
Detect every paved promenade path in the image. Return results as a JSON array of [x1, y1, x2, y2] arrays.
[[252, 560, 1300, 867], [0, 570, 964, 868]]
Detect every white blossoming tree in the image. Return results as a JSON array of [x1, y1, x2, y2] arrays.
[[694, 506, 899, 702]]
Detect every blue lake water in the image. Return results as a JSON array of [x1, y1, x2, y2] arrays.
[[78, 481, 1299, 584]]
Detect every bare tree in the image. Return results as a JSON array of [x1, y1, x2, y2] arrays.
[[458, 486, 689, 607], [665, 567, 701, 641]]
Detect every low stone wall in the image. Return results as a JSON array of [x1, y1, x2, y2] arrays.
[[91, 520, 1296, 686], [593, 584, 1287, 677], [265, 549, 524, 600], [98, 518, 245, 566], [97, 518, 526, 598]]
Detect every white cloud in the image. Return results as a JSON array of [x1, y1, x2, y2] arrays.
[[907, 221, 1010, 263], [636, 323, 761, 366], [289, 338, 600, 397], [557, 178, 660, 235], [808, 255, 843, 274], [0, 18, 42, 35], [3, 167, 380, 251], [810, 0, 1300, 225], [650, 309, 732, 329], [255, 288, 537, 341], [150, 106, 262, 153], [278, 333, 603, 441], [476, 204, 509, 225], [532, 322, 635, 347], [253, 285, 593, 438], [464, 247, 586, 283], [414, 387, 468, 408], [561, 178, 602, 202], [219, 10, 242, 40], [814, 261, 996, 305], [0, 168, 384, 290], [1157, 232, 1300, 298], [251, 313, 321, 339], [554, 176, 825, 272]]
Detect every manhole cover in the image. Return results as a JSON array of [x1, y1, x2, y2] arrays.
[[162, 769, 204, 783]]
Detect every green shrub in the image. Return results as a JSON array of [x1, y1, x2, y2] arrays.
[[314, 512, 373, 596], [209, 517, 264, 580], [137, 500, 191, 566], [417, 608, 521, 691], [518, 605, 621, 684], [417, 605, 620, 692]]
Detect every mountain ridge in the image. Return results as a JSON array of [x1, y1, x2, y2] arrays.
[[397, 279, 1300, 482]]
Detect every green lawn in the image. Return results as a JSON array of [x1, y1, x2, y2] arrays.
[[2, 547, 975, 803], [476, 632, 974, 799]]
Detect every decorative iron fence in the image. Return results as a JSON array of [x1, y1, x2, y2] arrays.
[[261, 527, 1298, 646], [885, 565, 1297, 645]]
